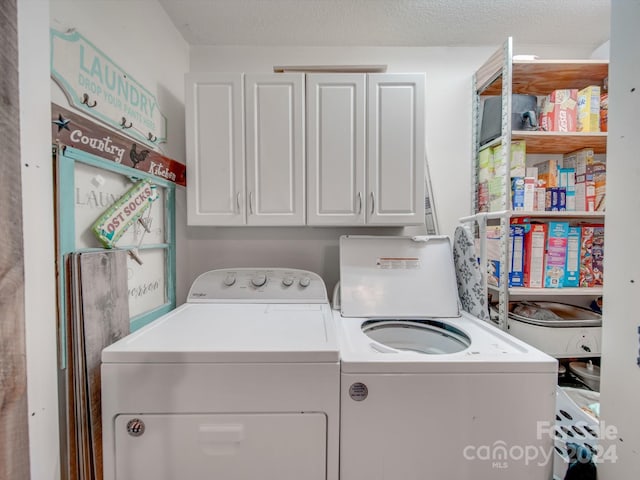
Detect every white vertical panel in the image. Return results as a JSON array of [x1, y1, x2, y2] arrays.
[[245, 73, 305, 226], [185, 73, 245, 225], [367, 73, 425, 225], [307, 74, 366, 225], [599, 0, 640, 477]]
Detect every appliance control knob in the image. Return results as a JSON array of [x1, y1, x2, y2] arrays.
[[282, 277, 294, 287], [251, 273, 267, 287], [223, 274, 236, 287], [299, 277, 311, 288]]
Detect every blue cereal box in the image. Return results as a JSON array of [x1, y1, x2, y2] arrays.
[[509, 225, 525, 287]]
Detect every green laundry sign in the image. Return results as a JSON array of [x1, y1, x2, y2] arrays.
[[50, 29, 167, 145]]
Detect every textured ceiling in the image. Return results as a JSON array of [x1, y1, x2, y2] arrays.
[[158, 0, 610, 48]]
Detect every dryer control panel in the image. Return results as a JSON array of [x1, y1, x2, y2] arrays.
[[187, 268, 328, 303]]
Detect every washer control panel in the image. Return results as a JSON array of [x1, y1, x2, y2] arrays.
[[187, 268, 327, 303]]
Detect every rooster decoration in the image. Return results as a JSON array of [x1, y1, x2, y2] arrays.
[[129, 143, 151, 169]]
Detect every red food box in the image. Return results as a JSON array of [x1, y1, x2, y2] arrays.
[[600, 93, 608, 132], [540, 89, 578, 132], [523, 223, 547, 288]]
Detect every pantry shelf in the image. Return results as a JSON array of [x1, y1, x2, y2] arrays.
[[489, 286, 604, 297], [469, 37, 608, 343]]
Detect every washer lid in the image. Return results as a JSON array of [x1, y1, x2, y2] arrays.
[[102, 303, 339, 363], [339, 235, 460, 318]]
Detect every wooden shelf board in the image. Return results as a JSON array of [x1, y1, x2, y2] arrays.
[[512, 130, 607, 154], [481, 60, 609, 96]]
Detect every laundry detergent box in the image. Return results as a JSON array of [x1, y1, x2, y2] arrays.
[[544, 221, 570, 288], [577, 85, 601, 132], [564, 226, 581, 287]]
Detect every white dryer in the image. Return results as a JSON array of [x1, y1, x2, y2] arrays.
[[101, 268, 339, 480], [334, 236, 558, 480]]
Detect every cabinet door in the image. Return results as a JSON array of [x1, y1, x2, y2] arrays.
[[245, 74, 305, 226], [185, 73, 245, 226], [367, 74, 426, 225], [307, 74, 366, 225]]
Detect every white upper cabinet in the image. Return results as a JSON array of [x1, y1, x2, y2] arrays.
[[245, 74, 306, 226], [306, 74, 366, 225], [186, 72, 426, 227], [367, 74, 425, 225], [185, 73, 245, 226]]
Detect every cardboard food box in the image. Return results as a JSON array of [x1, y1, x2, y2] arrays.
[[492, 145, 507, 177], [477, 181, 489, 212], [579, 226, 596, 287], [534, 186, 546, 211], [544, 221, 570, 288], [512, 177, 525, 211], [577, 86, 601, 132], [588, 161, 607, 211], [523, 223, 547, 288], [579, 224, 605, 287], [523, 177, 536, 211], [558, 167, 576, 211], [486, 225, 501, 286], [488, 176, 507, 212], [534, 159, 559, 188], [591, 225, 605, 286], [510, 225, 525, 287], [510, 140, 527, 178], [540, 89, 578, 132], [600, 92, 608, 132], [564, 226, 581, 287], [478, 147, 494, 183], [563, 148, 595, 176], [575, 173, 596, 212]]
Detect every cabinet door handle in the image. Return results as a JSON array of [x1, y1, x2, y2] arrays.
[[249, 191, 254, 215], [357, 192, 362, 214], [236, 192, 241, 213], [370, 192, 375, 215]]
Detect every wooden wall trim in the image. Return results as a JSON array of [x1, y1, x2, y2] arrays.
[[0, 0, 31, 478]]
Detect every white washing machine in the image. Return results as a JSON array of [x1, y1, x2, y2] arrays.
[[334, 236, 558, 480], [101, 268, 339, 480]]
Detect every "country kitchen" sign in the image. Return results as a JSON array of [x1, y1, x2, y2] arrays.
[[52, 103, 186, 186], [51, 28, 167, 146]]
